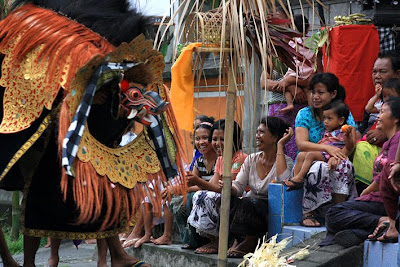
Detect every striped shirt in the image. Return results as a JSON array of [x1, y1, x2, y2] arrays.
[[194, 156, 216, 181]]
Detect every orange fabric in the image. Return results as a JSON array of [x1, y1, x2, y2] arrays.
[[323, 25, 379, 122], [170, 43, 202, 132]]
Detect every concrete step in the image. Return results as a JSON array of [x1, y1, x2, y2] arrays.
[[125, 243, 243, 267], [281, 225, 326, 247], [363, 240, 398, 267], [282, 232, 364, 267]]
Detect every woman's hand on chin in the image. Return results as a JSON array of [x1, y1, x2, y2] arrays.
[[278, 127, 294, 146], [325, 145, 346, 160]]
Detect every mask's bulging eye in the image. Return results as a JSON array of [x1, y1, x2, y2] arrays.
[[128, 88, 142, 99]]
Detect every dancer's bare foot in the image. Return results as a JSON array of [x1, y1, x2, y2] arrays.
[[368, 216, 389, 240], [2, 258, 20, 267], [110, 254, 151, 267], [150, 234, 172, 245], [47, 255, 59, 267], [97, 261, 108, 267], [106, 235, 151, 267], [281, 104, 294, 114], [85, 239, 97, 244], [133, 235, 151, 248]]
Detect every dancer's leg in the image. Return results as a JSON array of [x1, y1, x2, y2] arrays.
[[105, 235, 150, 267], [23, 235, 41, 267], [47, 238, 61, 267], [97, 238, 108, 267], [0, 227, 19, 267]]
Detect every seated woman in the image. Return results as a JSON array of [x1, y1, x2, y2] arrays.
[[353, 51, 400, 189], [187, 119, 247, 254], [223, 116, 294, 258], [322, 97, 400, 247], [163, 116, 217, 249], [284, 101, 355, 190], [294, 72, 357, 227]]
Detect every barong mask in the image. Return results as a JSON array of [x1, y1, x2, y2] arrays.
[[119, 80, 169, 126], [0, 1, 187, 231]]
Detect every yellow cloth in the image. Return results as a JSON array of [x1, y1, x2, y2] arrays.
[[353, 141, 381, 185], [170, 43, 202, 132]]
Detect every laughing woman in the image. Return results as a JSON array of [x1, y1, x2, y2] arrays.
[[167, 117, 217, 249], [292, 73, 357, 226], [187, 119, 247, 254], [224, 116, 294, 258]]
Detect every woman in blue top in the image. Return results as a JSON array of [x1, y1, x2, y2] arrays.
[[290, 73, 358, 227]]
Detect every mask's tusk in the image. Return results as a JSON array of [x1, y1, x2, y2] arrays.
[[127, 109, 138, 119]]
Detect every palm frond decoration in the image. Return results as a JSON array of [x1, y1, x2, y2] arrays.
[[154, 0, 325, 121]]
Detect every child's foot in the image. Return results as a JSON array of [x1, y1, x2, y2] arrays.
[[122, 230, 143, 248], [119, 233, 129, 243], [281, 104, 294, 114], [151, 234, 172, 245], [122, 237, 140, 248], [283, 176, 304, 191], [134, 235, 152, 248]]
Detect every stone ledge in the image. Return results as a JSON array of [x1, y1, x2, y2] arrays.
[[125, 243, 242, 267], [282, 232, 363, 267]]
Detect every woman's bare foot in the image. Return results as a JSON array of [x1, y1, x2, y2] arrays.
[[301, 213, 320, 227], [227, 236, 257, 258], [133, 235, 151, 248], [151, 234, 172, 245], [85, 239, 97, 244], [368, 216, 389, 240], [194, 241, 218, 254], [377, 221, 399, 242], [281, 104, 294, 114], [229, 239, 240, 250]]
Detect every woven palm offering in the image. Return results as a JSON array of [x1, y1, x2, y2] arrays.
[[183, 8, 230, 47]]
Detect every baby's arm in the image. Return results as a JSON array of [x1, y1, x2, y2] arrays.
[[341, 126, 356, 156], [365, 84, 382, 113]]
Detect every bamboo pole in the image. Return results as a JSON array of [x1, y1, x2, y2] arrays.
[[11, 191, 20, 241], [217, 61, 237, 267]]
